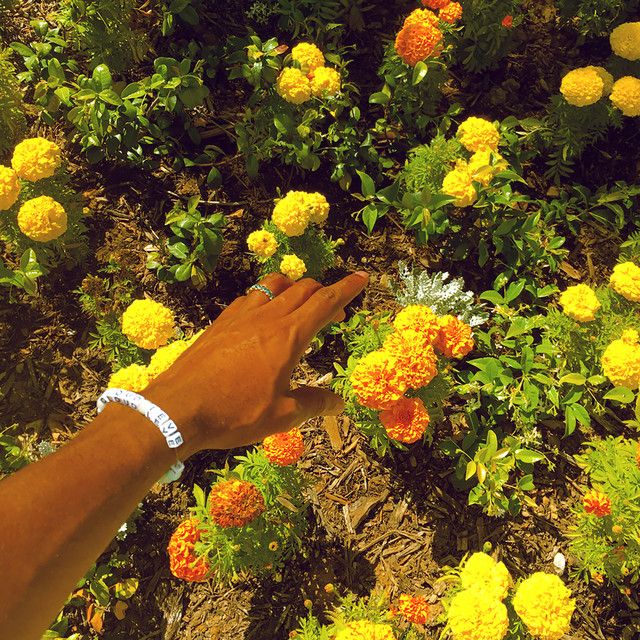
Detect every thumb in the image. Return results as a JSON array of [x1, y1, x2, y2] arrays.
[[289, 386, 345, 422]]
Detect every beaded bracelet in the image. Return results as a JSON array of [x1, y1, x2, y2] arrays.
[[97, 388, 185, 484]]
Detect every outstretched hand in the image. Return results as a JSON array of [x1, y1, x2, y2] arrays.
[[144, 271, 369, 455]]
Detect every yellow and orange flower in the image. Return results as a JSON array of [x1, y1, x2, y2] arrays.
[[263, 427, 304, 466], [383, 331, 438, 390], [350, 350, 408, 409], [422, 0, 449, 8], [392, 304, 441, 346], [434, 315, 474, 359], [395, 21, 443, 67], [583, 490, 612, 517], [395, 594, 430, 624], [380, 396, 431, 444], [404, 8, 440, 29], [439, 1, 462, 24], [209, 479, 266, 528], [167, 518, 211, 582]]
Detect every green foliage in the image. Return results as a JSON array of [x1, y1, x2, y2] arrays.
[[0, 49, 26, 155], [569, 437, 640, 586], [191, 448, 308, 582], [0, 429, 33, 476], [147, 196, 226, 289], [160, 0, 201, 37], [0, 250, 45, 296], [88, 318, 145, 368], [555, 0, 640, 36], [57, 0, 149, 72]]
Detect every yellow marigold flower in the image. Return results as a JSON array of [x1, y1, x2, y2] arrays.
[[121, 299, 175, 350], [586, 66, 614, 95], [276, 67, 311, 105], [0, 166, 20, 211], [459, 552, 512, 601], [610, 261, 640, 302], [393, 304, 441, 345], [422, 0, 449, 8], [560, 67, 604, 107], [558, 284, 601, 322], [280, 254, 306, 281], [167, 518, 211, 582], [272, 190, 311, 236], [380, 396, 430, 444], [310, 66, 341, 98], [602, 330, 640, 389], [442, 164, 477, 208], [208, 479, 265, 528], [396, 594, 430, 624], [335, 620, 395, 640], [108, 363, 150, 392], [404, 8, 439, 28], [291, 42, 325, 73], [303, 191, 330, 224], [11, 137, 62, 181], [513, 573, 575, 640], [448, 589, 509, 640], [395, 21, 443, 67], [17, 196, 67, 242], [610, 22, 640, 61], [468, 149, 508, 186], [350, 350, 408, 410], [435, 315, 474, 359], [439, 1, 463, 24], [383, 332, 438, 389], [457, 117, 500, 152], [583, 489, 612, 517], [247, 230, 278, 258], [263, 427, 304, 466], [610, 76, 640, 117], [148, 340, 190, 378]]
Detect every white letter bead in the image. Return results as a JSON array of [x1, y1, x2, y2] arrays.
[[166, 433, 184, 448]]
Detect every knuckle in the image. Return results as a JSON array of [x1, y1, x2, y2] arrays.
[[316, 287, 338, 302]]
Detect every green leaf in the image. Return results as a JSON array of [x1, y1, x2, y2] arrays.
[[411, 61, 428, 85], [206, 166, 222, 188], [603, 387, 636, 403], [479, 290, 504, 305], [559, 373, 586, 385], [465, 460, 476, 481], [174, 262, 192, 282], [89, 579, 111, 607], [361, 204, 380, 234], [505, 316, 529, 339], [113, 578, 138, 600], [515, 449, 544, 464], [571, 403, 591, 427], [518, 474, 535, 491], [92, 64, 112, 90], [356, 170, 376, 199], [369, 91, 390, 105]]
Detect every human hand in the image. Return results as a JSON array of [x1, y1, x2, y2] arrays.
[[144, 271, 369, 455]]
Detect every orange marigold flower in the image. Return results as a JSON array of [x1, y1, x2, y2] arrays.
[[263, 427, 304, 466], [396, 594, 430, 624], [209, 479, 265, 528], [350, 350, 408, 409], [380, 396, 431, 444], [393, 304, 441, 345], [167, 518, 211, 582], [434, 315, 474, 358], [636, 441, 640, 468], [422, 0, 449, 8], [439, 1, 462, 24], [395, 21, 443, 67], [583, 490, 612, 517], [502, 15, 513, 28], [383, 331, 438, 389], [404, 8, 439, 29]]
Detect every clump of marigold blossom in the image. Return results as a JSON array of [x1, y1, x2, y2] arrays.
[[148, 340, 190, 378], [583, 489, 612, 517], [560, 67, 604, 107], [334, 620, 395, 640], [395, 593, 430, 624], [304, 191, 330, 224], [610, 76, 640, 117], [395, 21, 443, 67], [610, 261, 640, 302], [439, 1, 462, 24], [17, 196, 67, 242], [280, 254, 306, 281], [435, 315, 474, 359], [558, 283, 601, 322], [276, 67, 311, 105], [167, 518, 211, 582], [121, 298, 175, 350], [263, 427, 304, 466], [272, 190, 311, 236], [209, 478, 266, 528], [383, 331, 438, 389], [601, 329, 640, 389], [247, 230, 278, 258], [467, 149, 508, 186], [610, 22, 640, 61], [310, 67, 341, 97], [447, 588, 509, 640], [459, 552, 511, 601], [12, 137, 62, 181], [350, 350, 408, 410], [392, 304, 441, 345], [380, 396, 431, 443], [512, 572, 575, 640], [405, 8, 439, 28], [457, 117, 500, 152], [586, 66, 614, 95], [108, 363, 150, 392], [291, 42, 325, 73], [442, 162, 477, 207], [0, 165, 20, 211]]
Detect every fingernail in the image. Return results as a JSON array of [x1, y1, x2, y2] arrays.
[[354, 270, 369, 279]]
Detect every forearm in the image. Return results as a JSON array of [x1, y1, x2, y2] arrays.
[[0, 403, 176, 639]]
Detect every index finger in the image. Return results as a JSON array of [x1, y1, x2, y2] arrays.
[[290, 271, 369, 345]]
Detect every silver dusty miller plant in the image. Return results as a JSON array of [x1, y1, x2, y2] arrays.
[[393, 262, 488, 327]]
